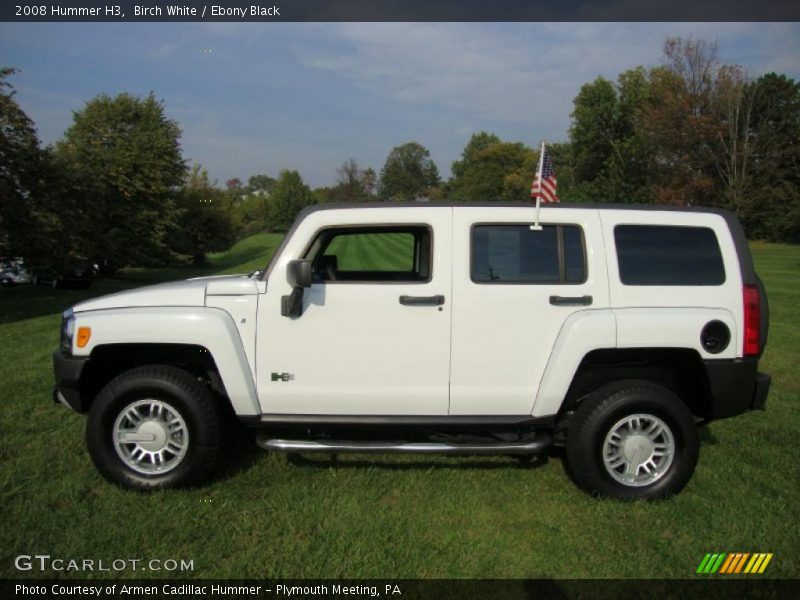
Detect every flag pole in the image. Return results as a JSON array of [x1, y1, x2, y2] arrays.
[[531, 140, 546, 231]]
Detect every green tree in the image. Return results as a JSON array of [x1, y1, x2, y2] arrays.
[[265, 170, 311, 231], [55, 92, 186, 274], [378, 142, 440, 201], [450, 132, 501, 182], [330, 158, 375, 202], [448, 132, 536, 201], [231, 173, 277, 235], [0, 68, 79, 263], [361, 167, 377, 198], [570, 77, 619, 184], [740, 73, 800, 241], [246, 174, 276, 196], [0, 68, 43, 256], [567, 69, 656, 204], [564, 35, 799, 241], [310, 186, 335, 205], [709, 64, 759, 216], [170, 164, 236, 265]]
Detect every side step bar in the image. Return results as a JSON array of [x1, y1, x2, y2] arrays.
[[256, 434, 551, 456]]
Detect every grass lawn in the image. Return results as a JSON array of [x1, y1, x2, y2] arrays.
[[0, 234, 798, 579]]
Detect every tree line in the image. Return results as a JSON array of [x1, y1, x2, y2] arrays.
[[1, 36, 797, 276], [559, 37, 800, 243]]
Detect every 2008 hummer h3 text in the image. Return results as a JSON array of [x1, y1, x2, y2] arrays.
[[53, 202, 771, 499]]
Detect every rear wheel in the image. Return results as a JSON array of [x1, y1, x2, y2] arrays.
[[87, 365, 224, 490], [565, 381, 699, 500]]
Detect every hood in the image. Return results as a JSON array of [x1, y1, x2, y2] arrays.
[[72, 274, 260, 313]]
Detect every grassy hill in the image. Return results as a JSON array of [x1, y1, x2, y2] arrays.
[[0, 233, 284, 324], [123, 232, 285, 283], [0, 236, 798, 578]]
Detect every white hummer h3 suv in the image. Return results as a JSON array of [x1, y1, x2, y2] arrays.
[[53, 203, 771, 499]]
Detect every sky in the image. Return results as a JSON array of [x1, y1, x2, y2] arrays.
[[1, 22, 799, 188]]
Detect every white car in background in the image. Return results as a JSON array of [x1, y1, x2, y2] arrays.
[[0, 258, 33, 286]]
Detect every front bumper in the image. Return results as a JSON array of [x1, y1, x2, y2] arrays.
[[52, 351, 88, 412], [704, 358, 771, 420]]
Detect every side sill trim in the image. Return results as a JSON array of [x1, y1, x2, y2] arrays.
[[239, 414, 556, 427]]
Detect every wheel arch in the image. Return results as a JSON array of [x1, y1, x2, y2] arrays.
[[72, 307, 260, 416], [558, 347, 712, 419], [79, 343, 234, 415]]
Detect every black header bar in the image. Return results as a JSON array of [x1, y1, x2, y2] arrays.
[[2, 0, 800, 22]]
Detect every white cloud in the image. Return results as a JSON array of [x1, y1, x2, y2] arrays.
[[295, 22, 800, 144], [147, 42, 178, 59], [6, 22, 798, 188]]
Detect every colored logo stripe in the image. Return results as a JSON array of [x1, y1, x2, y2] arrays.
[[697, 553, 773, 574], [720, 553, 749, 573], [697, 553, 726, 573]]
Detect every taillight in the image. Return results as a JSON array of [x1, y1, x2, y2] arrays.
[[743, 284, 760, 357]]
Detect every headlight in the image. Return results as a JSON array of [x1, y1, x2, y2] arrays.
[[61, 308, 75, 354]]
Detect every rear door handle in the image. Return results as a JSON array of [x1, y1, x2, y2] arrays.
[[399, 295, 445, 306], [549, 295, 593, 306]]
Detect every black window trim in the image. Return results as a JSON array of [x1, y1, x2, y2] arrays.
[[469, 222, 588, 286], [613, 223, 727, 287], [301, 223, 435, 285]]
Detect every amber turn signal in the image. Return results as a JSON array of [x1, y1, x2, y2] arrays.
[[76, 326, 92, 348]]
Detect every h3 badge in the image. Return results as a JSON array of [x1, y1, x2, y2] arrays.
[[271, 372, 295, 382]]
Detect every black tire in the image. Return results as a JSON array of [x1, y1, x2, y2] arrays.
[[565, 380, 699, 500], [86, 365, 224, 491]]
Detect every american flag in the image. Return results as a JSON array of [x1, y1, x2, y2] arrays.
[[530, 148, 559, 203]]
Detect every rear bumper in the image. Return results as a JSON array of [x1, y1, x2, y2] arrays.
[[704, 358, 771, 420], [52, 351, 88, 412]]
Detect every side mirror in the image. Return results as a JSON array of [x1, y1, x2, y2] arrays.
[[286, 259, 312, 289], [282, 260, 312, 318]]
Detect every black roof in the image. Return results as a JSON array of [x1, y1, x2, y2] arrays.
[[296, 200, 736, 219]]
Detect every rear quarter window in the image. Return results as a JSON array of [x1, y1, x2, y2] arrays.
[[614, 224, 725, 286]]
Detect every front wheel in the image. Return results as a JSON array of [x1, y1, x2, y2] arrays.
[[86, 365, 224, 490], [565, 381, 699, 500]]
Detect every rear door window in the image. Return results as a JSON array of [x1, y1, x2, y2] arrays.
[[471, 224, 586, 284]]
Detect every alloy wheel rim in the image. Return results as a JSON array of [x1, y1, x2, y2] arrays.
[[602, 413, 675, 487], [113, 399, 189, 475]]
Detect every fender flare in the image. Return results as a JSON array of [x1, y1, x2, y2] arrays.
[[532, 309, 616, 418], [72, 306, 260, 416], [532, 307, 738, 417]]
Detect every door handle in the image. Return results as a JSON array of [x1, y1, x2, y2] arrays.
[[399, 295, 445, 306], [549, 295, 593, 306]]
